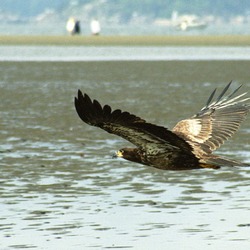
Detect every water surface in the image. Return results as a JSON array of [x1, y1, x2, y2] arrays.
[[0, 58, 250, 249]]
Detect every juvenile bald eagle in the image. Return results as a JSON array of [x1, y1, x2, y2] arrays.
[[74, 82, 250, 170]]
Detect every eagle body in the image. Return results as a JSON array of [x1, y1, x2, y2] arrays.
[[117, 147, 201, 170], [75, 82, 250, 170]]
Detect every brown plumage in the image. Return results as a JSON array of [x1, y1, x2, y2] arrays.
[[74, 82, 250, 170]]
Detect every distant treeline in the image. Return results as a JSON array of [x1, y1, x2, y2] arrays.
[[2, 0, 250, 20]]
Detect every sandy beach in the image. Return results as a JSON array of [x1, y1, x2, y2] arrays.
[[1, 35, 250, 46]]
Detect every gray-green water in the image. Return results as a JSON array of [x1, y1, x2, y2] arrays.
[[1, 53, 250, 249]]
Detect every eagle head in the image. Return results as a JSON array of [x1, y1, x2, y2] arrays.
[[114, 148, 143, 164]]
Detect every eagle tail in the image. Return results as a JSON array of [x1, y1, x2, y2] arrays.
[[204, 155, 250, 167]]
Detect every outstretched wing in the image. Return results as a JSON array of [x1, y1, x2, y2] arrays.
[[172, 82, 250, 156], [75, 90, 193, 155]]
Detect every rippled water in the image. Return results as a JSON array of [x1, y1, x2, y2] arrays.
[[1, 50, 250, 249]]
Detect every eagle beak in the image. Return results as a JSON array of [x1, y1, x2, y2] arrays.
[[112, 150, 123, 158]]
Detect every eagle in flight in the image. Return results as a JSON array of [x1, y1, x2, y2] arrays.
[[74, 82, 250, 170]]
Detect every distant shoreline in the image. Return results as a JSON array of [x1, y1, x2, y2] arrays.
[[0, 35, 250, 46]]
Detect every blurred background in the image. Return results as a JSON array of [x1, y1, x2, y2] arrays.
[[1, 0, 250, 35]]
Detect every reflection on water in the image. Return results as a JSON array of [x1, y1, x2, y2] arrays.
[[0, 59, 250, 249]]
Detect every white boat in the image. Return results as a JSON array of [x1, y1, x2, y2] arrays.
[[176, 15, 207, 31]]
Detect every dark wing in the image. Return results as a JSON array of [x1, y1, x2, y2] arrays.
[[172, 82, 250, 156], [75, 90, 193, 155]]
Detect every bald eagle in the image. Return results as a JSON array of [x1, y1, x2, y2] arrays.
[[74, 82, 250, 170]]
